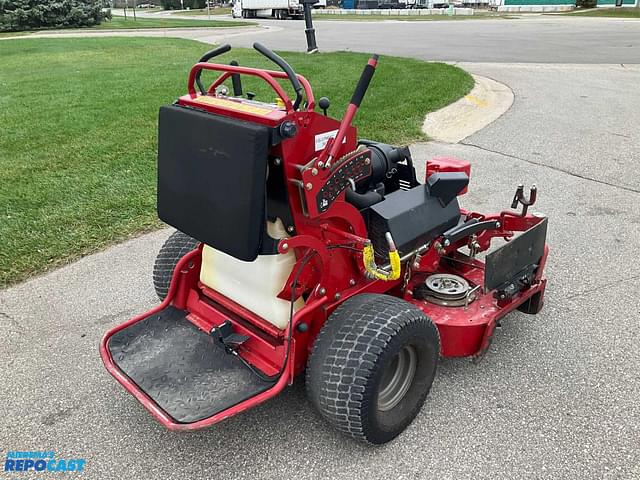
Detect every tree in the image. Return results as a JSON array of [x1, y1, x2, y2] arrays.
[[0, 0, 110, 32]]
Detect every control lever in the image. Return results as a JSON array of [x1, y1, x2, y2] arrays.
[[229, 60, 243, 97], [195, 44, 232, 95], [511, 184, 537, 216], [253, 42, 303, 110], [319, 97, 330, 116], [322, 54, 379, 169]]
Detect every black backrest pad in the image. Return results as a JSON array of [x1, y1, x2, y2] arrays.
[[157, 105, 270, 262]]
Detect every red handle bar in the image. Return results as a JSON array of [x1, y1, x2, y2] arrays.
[[187, 63, 316, 113], [320, 54, 379, 167]]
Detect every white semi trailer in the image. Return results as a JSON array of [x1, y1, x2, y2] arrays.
[[231, 0, 304, 19]]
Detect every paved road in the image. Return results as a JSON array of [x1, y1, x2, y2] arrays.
[[28, 14, 640, 64], [234, 15, 640, 64], [1, 14, 640, 480]]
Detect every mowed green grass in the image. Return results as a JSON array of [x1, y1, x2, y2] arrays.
[[170, 7, 233, 16], [0, 15, 250, 34], [0, 31, 31, 37], [0, 37, 473, 287], [95, 15, 249, 28], [565, 7, 640, 17]]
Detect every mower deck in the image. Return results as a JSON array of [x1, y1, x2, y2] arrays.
[[107, 306, 274, 424]]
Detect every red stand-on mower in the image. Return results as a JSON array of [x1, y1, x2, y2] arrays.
[[100, 43, 548, 444]]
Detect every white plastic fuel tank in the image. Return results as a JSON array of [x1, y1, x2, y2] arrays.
[[199, 219, 304, 330]]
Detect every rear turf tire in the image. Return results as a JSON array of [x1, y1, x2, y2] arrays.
[[152, 231, 199, 301], [306, 294, 440, 444]]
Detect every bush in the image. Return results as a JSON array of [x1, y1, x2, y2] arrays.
[[575, 0, 597, 8], [0, 0, 110, 32]]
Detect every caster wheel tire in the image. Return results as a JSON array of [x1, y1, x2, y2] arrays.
[[517, 290, 544, 315], [152, 231, 199, 301], [306, 294, 440, 444]]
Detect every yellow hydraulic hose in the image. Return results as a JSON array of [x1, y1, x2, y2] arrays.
[[362, 233, 401, 281]]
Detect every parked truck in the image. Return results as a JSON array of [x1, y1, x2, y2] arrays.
[[232, 0, 304, 18]]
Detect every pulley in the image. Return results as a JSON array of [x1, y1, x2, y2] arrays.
[[414, 273, 477, 307]]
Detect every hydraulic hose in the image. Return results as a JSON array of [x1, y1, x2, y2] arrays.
[[362, 233, 401, 281]]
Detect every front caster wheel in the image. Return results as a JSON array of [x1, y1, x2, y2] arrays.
[[152, 230, 199, 301], [306, 294, 440, 444], [517, 290, 544, 315]]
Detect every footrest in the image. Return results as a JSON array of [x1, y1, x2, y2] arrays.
[[107, 306, 275, 424]]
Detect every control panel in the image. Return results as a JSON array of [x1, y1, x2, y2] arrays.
[[300, 148, 373, 218]]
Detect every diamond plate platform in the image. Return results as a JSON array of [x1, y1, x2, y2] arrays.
[[108, 306, 275, 423]]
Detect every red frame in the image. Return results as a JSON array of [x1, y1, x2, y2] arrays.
[[100, 58, 549, 431]]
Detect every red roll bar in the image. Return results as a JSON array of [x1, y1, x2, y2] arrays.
[[187, 63, 316, 113]]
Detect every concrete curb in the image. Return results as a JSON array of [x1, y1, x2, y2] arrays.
[[423, 74, 514, 143]]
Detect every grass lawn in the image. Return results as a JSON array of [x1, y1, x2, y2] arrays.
[[170, 7, 232, 15], [0, 31, 31, 37], [0, 37, 473, 287], [564, 7, 640, 17], [95, 15, 249, 28], [0, 15, 249, 35]]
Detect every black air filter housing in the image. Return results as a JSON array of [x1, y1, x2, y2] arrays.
[[368, 184, 461, 256]]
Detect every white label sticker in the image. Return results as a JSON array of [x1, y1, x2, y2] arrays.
[[314, 129, 346, 152]]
